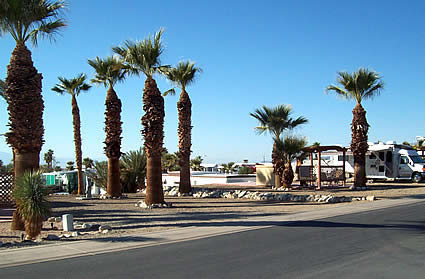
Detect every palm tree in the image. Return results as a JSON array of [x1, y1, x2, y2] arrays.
[[120, 148, 147, 193], [82, 157, 94, 169], [250, 105, 308, 187], [190, 156, 203, 171], [1, 0, 66, 230], [43, 149, 54, 171], [88, 56, 127, 198], [163, 61, 202, 194], [327, 68, 384, 188], [52, 74, 91, 195], [221, 162, 235, 174], [113, 29, 169, 205], [275, 135, 307, 188]]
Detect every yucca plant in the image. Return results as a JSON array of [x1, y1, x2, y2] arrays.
[[12, 171, 51, 239]]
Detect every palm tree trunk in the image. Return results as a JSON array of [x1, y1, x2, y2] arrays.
[[71, 95, 84, 195], [104, 86, 122, 197], [5, 43, 44, 230], [142, 77, 165, 205], [351, 103, 369, 188], [272, 142, 283, 187], [177, 90, 192, 194], [282, 162, 294, 188]]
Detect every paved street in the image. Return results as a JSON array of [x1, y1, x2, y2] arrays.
[[1, 201, 424, 278]]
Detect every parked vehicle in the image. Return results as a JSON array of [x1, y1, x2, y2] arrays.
[[301, 141, 425, 183]]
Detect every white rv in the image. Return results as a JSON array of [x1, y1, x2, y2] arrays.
[[360, 141, 425, 182], [301, 141, 425, 183]]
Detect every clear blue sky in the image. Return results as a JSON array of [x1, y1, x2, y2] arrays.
[[0, 0, 423, 165]]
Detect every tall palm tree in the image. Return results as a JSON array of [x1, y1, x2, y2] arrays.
[[52, 74, 91, 195], [1, 0, 66, 230], [163, 61, 202, 194], [327, 68, 384, 188], [1, 0, 66, 175], [275, 135, 307, 188], [250, 105, 308, 187], [82, 157, 94, 169], [88, 56, 126, 198], [113, 29, 169, 205]]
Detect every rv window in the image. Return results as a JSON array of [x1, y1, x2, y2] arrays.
[[369, 154, 376, 159], [410, 156, 425, 164], [400, 156, 409, 164], [379, 152, 385, 161], [337, 155, 348, 161]]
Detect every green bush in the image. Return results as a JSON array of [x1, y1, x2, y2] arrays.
[[238, 166, 254, 174]]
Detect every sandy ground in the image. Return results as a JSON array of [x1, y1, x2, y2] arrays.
[[1, 182, 424, 249]]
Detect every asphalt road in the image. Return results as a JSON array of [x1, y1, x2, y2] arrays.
[[1, 201, 424, 279]]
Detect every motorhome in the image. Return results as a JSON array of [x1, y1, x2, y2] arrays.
[[361, 141, 425, 182], [302, 141, 425, 183]]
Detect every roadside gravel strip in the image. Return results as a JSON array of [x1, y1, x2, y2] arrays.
[[0, 196, 422, 268]]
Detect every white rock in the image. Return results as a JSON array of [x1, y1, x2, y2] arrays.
[[99, 225, 112, 232], [102, 229, 109, 234], [366, 195, 375, 201], [55, 217, 62, 223], [71, 231, 79, 237]]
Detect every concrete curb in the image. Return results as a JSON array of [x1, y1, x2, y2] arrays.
[[0, 197, 423, 268]]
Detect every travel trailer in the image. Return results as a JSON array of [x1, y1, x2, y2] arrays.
[[302, 141, 425, 183]]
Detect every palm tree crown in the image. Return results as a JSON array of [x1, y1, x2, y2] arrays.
[[112, 29, 169, 78], [88, 56, 127, 87], [326, 68, 384, 104], [250, 104, 308, 140], [275, 136, 308, 162], [51, 73, 91, 96], [0, 0, 67, 46], [164, 61, 202, 94]]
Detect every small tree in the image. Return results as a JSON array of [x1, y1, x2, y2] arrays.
[[276, 136, 307, 188], [66, 161, 74, 171], [190, 156, 203, 171], [83, 157, 94, 169], [221, 162, 235, 173], [238, 166, 254, 174], [120, 148, 147, 192], [86, 161, 108, 190]]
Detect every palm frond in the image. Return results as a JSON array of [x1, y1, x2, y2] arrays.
[[52, 73, 91, 96], [162, 88, 176, 96], [112, 28, 166, 77], [327, 68, 384, 104], [250, 104, 308, 139], [88, 56, 127, 88], [164, 61, 202, 90], [0, 0, 67, 45]]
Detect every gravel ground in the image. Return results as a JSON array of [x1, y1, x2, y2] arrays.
[[1, 182, 424, 249]]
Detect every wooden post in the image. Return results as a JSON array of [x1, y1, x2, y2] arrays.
[[342, 148, 346, 186], [310, 152, 314, 186], [317, 150, 321, 189]]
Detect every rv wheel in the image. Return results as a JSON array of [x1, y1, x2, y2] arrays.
[[411, 173, 422, 183]]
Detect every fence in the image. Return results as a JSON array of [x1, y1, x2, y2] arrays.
[[299, 166, 345, 185], [0, 172, 14, 208]]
